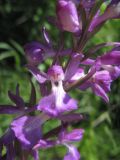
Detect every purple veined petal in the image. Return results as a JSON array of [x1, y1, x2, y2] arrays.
[[64, 53, 84, 81], [11, 115, 43, 149], [0, 105, 23, 114], [26, 65, 47, 83], [64, 145, 80, 160], [57, 0, 80, 33], [61, 129, 84, 142], [91, 83, 109, 102], [99, 51, 120, 65], [70, 68, 85, 81]]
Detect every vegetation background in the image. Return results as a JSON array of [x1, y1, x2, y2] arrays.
[[0, 1, 120, 159]]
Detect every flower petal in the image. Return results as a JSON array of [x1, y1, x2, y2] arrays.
[[26, 65, 47, 83], [65, 53, 83, 81], [100, 51, 120, 65], [11, 116, 42, 148], [92, 84, 109, 102], [57, 0, 80, 32], [61, 129, 84, 142], [38, 92, 77, 116], [64, 145, 80, 160]]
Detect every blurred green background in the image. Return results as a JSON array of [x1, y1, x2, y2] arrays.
[[0, 1, 120, 160]]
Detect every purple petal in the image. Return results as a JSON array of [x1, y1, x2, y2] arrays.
[[103, 65, 120, 80], [90, 1, 120, 30], [70, 68, 85, 81], [65, 53, 84, 81], [11, 116, 43, 148], [33, 139, 57, 150], [99, 51, 120, 65], [38, 92, 77, 116], [93, 70, 112, 83], [61, 129, 84, 142], [92, 83, 109, 102], [81, 58, 95, 65], [47, 65, 64, 81], [26, 65, 47, 83], [64, 145, 80, 160], [57, 0, 80, 32], [24, 41, 44, 65]]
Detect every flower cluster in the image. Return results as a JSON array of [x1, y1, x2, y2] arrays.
[[1, 0, 120, 160]]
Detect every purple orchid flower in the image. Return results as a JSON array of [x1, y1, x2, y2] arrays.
[[37, 65, 78, 116], [34, 128, 84, 160]]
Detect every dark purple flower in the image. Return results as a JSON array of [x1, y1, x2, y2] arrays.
[[57, 0, 80, 32]]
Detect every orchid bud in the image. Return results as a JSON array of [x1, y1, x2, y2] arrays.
[[24, 42, 44, 65], [56, 0, 80, 33]]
